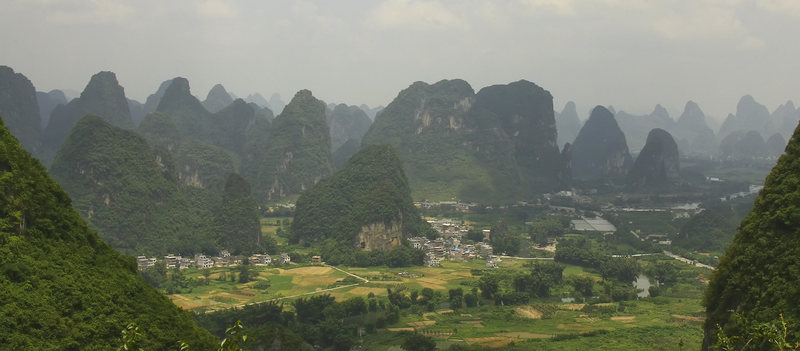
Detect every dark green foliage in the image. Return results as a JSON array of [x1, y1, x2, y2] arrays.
[[250, 89, 332, 202], [291, 144, 432, 254], [216, 173, 262, 255], [600, 257, 641, 283], [673, 205, 739, 252], [704, 123, 800, 347], [528, 217, 565, 245], [50, 115, 177, 252], [0, 116, 215, 349], [554, 237, 606, 268], [172, 138, 237, 191], [50, 115, 253, 256], [137, 112, 181, 150], [513, 262, 564, 298], [0, 66, 40, 155], [401, 333, 437, 351], [332, 138, 361, 170]]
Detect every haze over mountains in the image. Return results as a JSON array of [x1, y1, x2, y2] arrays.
[[1, 64, 798, 263], [3, 64, 798, 204]]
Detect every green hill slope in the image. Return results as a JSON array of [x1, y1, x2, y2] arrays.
[[362, 79, 561, 202], [291, 144, 432, 262], [0, 116, 216, 349], [704, 123, 800, 347]]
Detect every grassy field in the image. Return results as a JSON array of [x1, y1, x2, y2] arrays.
[[172, 254, 710, 349], [168, 265, 352, 312], [361, 297, 705, 350], [259, 217, 292, 246]]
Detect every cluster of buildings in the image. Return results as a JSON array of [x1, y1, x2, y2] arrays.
[[415, 201, 479, 212], [136, 250, 294, 271], [408, 236, 495, 267], [247, 253, 293, 266]]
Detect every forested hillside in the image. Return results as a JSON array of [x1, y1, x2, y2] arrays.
[[0, 116, 216, 349], [50, 115, 262, 256], [291, 144, 433, 265], [704, 123, 800, 348]]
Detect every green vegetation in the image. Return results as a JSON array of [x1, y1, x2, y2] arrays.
[[50, 115, 263, 256], [362, 79, 561, 202], [704, 124, 800, 347], [250, 89, 332, 203], [291, 144, 434, 265], [0, 116, 216, 349]]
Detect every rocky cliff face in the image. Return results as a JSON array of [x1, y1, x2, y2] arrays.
[[251, 89, 332, 202], [719, 130, 767, 159], [615, 105, 676, 153], [772, 100, 799, 140], [718, 95, 771, 139], [43, 71, 133, 163], [556, 101, 582, 148], [570, 106, 632, 181], [202, 83, 234, 113], [673, 101, 716, 155], [143, 79, 173, 115], [0, 66, 41, 155], [36, 89, 66, 128], [362, 79, 562, 201], [327, 103, 372, 151], [290, 144, 429, 250], [627, 128, 680, 188]]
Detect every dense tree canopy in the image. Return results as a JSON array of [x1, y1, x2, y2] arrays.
[[0, 116, 215, 349]]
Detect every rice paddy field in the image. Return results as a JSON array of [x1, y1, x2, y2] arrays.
[[170, 255, 709, 349]]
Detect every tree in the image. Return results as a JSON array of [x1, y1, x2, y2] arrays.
[[449, 288, 464, 309], [479, 274, 500, 300], [569, 275, 595, 299], [647, 261, 677, 287], [401, 333, 436, 351], [238, 264, 252, 284]]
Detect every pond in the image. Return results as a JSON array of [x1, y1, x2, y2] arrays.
[[633, 274, 651, 298]]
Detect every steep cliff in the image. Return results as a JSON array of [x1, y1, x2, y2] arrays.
[[362, 79, 561, 201], [627, 128, 680, 188], [291, 144, 430, 250], [0, 66, 41, 155], [43, 71, 133, 163], [570, 106, 632, 182], [251, 89, 332, 202]]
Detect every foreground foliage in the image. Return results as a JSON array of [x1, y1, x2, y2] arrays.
[[0, 116, 216, 349]]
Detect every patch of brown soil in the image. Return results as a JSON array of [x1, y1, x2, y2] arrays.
[[497, 332, 553, 339], [286, 266, 333, 275], [611, 316, 636, 322], [560, 303, 586, 311], [514, 305, 543, 319], [671, 314, 704, 322]]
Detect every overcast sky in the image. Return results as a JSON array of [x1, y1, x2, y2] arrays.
[[1, 0, 798, 122]]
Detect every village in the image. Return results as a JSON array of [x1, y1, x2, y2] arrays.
[[135, 250, 314, 271]]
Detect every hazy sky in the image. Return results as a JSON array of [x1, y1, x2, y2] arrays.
[[2, 0, 798, 122]]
